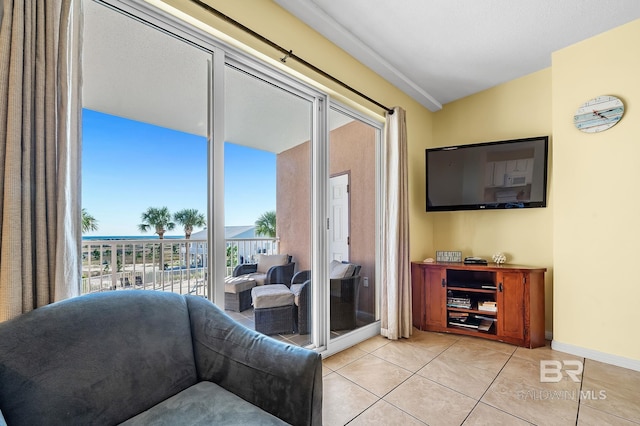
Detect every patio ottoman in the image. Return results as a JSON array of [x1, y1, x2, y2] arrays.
[[251, 285, 295, 335], [224, 276, 256, 312]]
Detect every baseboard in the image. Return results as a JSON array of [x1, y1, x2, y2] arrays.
[[551, 340, 640, 372]]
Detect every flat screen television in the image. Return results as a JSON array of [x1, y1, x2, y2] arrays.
[[426, 136, 549, 212]]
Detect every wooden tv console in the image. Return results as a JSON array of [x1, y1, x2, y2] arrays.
[[411, 261, 546, 348]]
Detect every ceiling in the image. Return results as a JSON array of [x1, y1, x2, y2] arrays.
[[274, 0, 640, 111], [83, 0, 351, 154], [84, 0, 640, 149]]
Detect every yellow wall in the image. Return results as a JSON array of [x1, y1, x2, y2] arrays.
[[153, 1, 639, 361], [154, 0, 435, 263], [552, 20, 640, 361], [431, 69, 554, 333]]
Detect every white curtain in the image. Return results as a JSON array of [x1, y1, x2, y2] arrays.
[[0, 0, 83, 321], [381, 106, 411, 340]]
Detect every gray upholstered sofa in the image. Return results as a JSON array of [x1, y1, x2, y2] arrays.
[[0, 291, 322, 425]]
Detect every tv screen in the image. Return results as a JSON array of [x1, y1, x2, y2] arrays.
[[426, 136, 548, 212]]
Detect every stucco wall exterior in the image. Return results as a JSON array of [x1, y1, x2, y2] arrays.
[[277, 120, 377, 323]]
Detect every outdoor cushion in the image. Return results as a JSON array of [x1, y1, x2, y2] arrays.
[[329, 260, 354, 279], [224, 276, 256, 293], [244, 272, 268, 286], [252, 284, 294, 309], [121, 381, 287, 426], [257, 254, 289, 273]]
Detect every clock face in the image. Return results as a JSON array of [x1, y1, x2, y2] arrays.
[[574, 95, 624, 133]]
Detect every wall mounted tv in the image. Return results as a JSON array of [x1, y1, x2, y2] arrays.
[[426, 136, 549, 212]]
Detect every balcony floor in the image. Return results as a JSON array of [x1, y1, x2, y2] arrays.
[[224, 307, 313, 347]]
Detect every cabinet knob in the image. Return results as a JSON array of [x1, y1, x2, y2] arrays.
[[441, 278, 445, 288], [499, 282, 503, 292]]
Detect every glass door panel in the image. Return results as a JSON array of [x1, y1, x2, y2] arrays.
[[328, 107, 380, 340], [224, 64, 313, 347], [81, 0, 211, 296]]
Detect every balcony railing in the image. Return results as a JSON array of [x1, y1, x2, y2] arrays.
[[81, 238, 276, 297]]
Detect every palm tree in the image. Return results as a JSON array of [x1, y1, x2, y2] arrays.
[[255, 210, 276, 238], [138, 207, 175, 239], [173, 209, 206, 239], [82, 208, 99, 233]]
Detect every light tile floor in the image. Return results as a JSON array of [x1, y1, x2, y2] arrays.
[[323, 329, 640, 425]]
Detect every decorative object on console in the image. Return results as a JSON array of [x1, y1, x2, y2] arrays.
[[492, 252, 506, 264], [436, 250, 462, 263], [574, 95, 624, 133]]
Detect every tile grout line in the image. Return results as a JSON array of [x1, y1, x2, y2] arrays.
[[332, 339, 438, 425], [574, 355, 586, 426], [343, 338, 466, 425], [457, 349, 535, 425]]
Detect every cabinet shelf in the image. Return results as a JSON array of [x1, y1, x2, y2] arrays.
[[447, 307, 497, 315], [447, 323, 495, 334], [447, 286, 495, 294]]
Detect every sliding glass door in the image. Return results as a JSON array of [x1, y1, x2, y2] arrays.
[[326, 105, 382, 350], [83, 0, 383, 354], [222, 63, 315, 347]]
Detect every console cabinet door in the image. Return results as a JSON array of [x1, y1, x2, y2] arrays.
[[425, 267, 447, 328], [497, 271, 525, 341]]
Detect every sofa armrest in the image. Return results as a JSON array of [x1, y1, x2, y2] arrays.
[[185, 296, 322, 426], [232, 263, 257, 277], [265, 262, 295, 286]]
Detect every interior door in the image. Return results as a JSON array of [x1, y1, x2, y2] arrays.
[[329, 174, 349, 262]]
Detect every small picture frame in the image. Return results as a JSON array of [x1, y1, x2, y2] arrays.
[[436, 251, 462, 263]]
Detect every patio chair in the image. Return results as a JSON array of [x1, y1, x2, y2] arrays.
[[232, 254, 295, 286], [290, 262, 362, 334], [290, 270, 311, 334], [329, 261, 361, 331]]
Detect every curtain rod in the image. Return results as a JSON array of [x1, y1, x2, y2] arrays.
[[189, 0, 394, 115]]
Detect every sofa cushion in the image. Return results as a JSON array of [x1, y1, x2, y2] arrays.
[[120, 381, 287, 425], [256, 254, 289, 273], [0, 291, 198, 426]]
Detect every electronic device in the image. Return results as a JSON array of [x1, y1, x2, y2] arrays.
[[426, 136, 549, 212], [463, 257, 488, 265]]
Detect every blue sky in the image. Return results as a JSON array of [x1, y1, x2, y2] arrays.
[[82, 109, 276, 236]]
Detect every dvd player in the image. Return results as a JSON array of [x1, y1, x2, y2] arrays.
[[463, 257, 488, 265]]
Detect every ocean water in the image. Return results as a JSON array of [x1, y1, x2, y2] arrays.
[[82, 235, 185, 241]]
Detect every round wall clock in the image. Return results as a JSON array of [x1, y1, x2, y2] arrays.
[[574, 95, 624, 133]]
